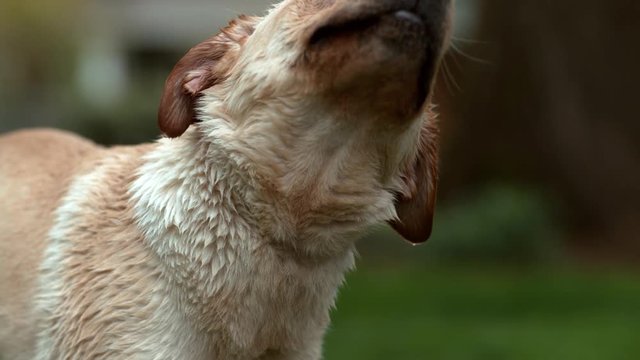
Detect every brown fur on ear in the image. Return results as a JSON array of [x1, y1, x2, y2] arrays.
[[389, 115, 440, 244], [158, 15, 259, 138]]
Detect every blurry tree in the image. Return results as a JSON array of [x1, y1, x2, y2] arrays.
[[440, 0, 640, 261], [0, 0, 81, 128]]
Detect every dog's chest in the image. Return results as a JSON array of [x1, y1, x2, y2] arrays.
[[134, 204, 347, 356], [172, 244, 353, 358]]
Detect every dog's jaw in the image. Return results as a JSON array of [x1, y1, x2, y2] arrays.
[[215, 0, 452, 123]]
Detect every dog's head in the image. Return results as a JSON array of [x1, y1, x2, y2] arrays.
[[158, 0, 452, 245]]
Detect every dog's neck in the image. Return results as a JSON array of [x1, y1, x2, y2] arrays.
[[194, 93, 422, 257], [129, 124, 358, 352]]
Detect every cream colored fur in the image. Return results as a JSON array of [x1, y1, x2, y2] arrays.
[[0, 0, 451, 358]]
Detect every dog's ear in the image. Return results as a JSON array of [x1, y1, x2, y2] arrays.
[[389, 117, 439, 244], [158, 16, 258, 138]]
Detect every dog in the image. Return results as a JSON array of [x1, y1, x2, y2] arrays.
[[0, 0, 452, 358]]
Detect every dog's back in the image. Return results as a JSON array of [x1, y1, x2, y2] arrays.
[[0, 129, 100, 359]]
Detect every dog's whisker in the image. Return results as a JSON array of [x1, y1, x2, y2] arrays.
[[450, 42, 492, 65], [447, 47, 465, 71], [451, 35, 489, 45], [441, 55, 461, 94]]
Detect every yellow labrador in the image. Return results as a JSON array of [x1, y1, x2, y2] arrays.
[[0, 0, 452, 358]]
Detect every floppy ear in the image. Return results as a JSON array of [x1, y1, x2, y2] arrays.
[[389, 116, 439, 244], [158, 16, 258, 137]]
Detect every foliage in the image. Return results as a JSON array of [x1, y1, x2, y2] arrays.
[[427, 185, 563, 264]]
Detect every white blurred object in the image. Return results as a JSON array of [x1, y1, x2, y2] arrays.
[[76, 37, 127, 109]]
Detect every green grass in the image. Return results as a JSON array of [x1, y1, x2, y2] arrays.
[[324, 266, 640, 360]]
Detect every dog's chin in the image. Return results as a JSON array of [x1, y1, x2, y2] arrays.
[[305, 9, 441, 117], [309, 9, 427, 49]]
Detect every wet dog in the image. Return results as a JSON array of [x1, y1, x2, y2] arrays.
[[0, 0, 451, 358]]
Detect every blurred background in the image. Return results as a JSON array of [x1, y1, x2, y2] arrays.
[[1, 0, 639, 358]]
